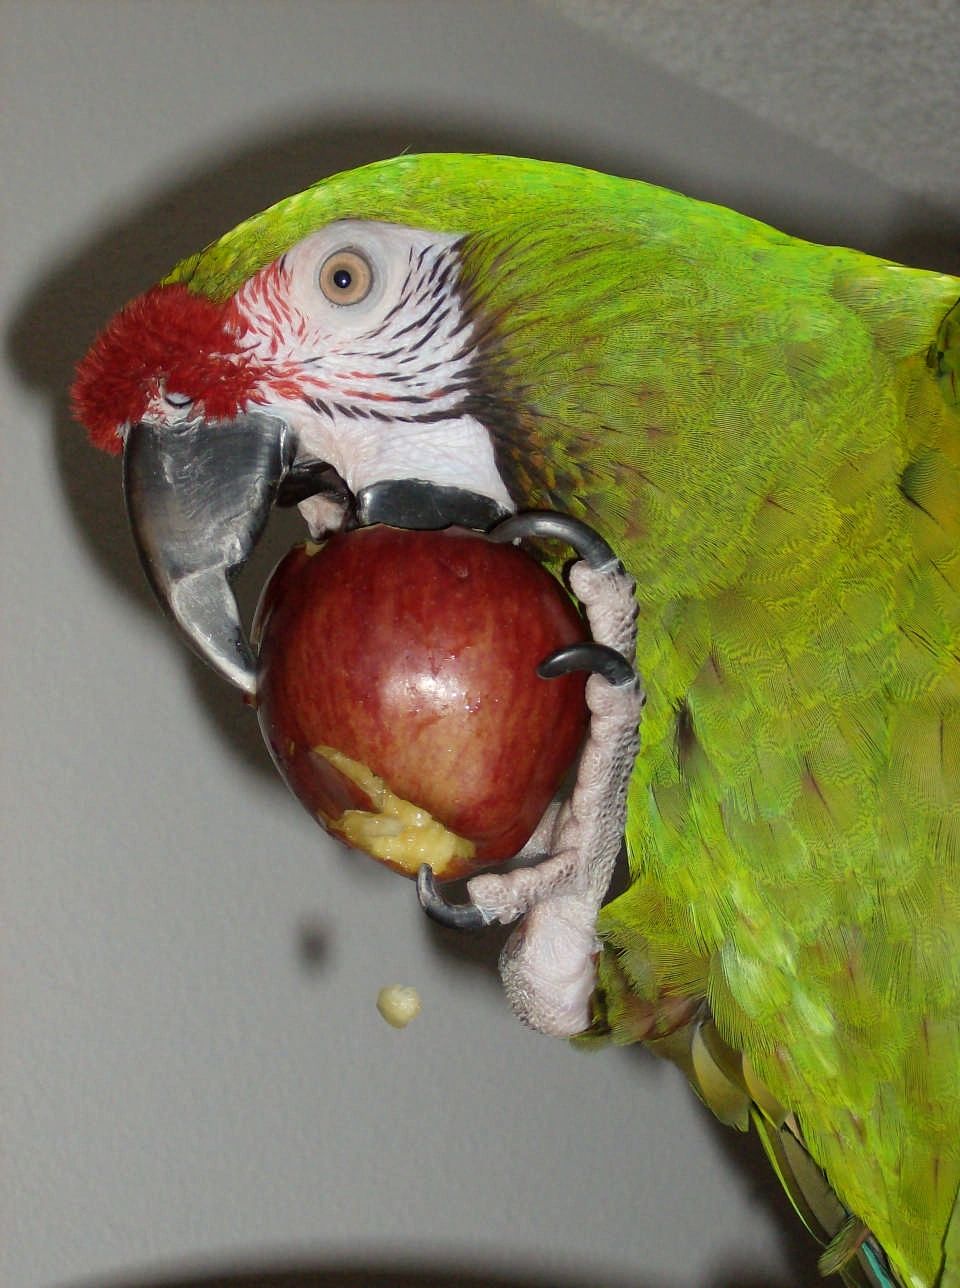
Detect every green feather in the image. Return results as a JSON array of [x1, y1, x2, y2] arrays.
[[163, 154, 960, 1284]]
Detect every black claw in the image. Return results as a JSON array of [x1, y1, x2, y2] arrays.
[[417, 865, 488, 931], [489, 511, 619, 571], [538, 641, 635, 687]]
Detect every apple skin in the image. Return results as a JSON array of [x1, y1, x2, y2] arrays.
[[253, 524, 589, 879]]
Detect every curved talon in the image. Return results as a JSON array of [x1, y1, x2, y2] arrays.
[[489, 510, 619, 572], [417, 865, 488, 930], [539, 641, 635, 687]]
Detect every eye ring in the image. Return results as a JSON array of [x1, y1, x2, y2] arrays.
[[318, 248, 374, 305]]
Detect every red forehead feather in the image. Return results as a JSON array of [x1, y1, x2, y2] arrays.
[[71, 284, 265, 454]]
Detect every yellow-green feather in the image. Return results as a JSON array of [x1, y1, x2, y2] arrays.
[[166, 155, 960, 1284]]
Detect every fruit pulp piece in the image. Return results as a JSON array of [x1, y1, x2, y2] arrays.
[[313, 744, 476, 878]]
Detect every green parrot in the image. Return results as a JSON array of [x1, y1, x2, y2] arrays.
[[71, 153, 960, 1287]]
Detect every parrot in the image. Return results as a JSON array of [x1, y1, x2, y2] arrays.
[[70, 153, 960, 1287]]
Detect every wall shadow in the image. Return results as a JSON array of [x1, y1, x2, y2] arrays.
[[62, 1251, 821, 1288]]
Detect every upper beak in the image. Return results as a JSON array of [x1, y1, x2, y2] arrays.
[[122, 415, 513, 696], [122, 413, 296, 695]]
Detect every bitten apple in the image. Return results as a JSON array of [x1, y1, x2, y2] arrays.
[[253, 524, 589, 881]]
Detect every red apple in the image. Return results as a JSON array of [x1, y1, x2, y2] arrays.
[[253, 524, 589, 880]]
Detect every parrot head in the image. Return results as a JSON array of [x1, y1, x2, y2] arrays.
[[73, 151, 801, 694], [72, 154, 588, 692]]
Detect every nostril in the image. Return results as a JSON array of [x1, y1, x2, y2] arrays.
[[163, 390, 194, 409]]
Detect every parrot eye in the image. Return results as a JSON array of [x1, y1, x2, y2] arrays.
[[318, 249, 374, 305]]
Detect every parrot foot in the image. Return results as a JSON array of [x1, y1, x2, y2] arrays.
[[418, 511, 643, 1037]]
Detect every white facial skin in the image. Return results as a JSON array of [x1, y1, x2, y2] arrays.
[[231, 219, 514, 533]]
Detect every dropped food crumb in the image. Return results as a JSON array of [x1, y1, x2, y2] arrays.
[[377, 985, 422, 1029]]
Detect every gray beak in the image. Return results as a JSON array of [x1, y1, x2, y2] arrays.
[[122, 413, 296, 695]]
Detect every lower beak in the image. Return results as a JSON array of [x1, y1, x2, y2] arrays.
[[122, 413, 295, 695]]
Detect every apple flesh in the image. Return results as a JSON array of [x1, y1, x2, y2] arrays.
[[253, 524, 589, 880]]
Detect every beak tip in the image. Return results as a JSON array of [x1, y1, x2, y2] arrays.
[[166, 572, 259, 696], [220, 650, 259, 698]]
